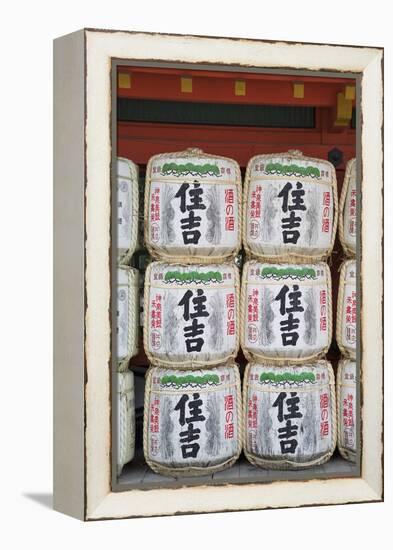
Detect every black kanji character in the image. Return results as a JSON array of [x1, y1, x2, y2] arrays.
[[278, 419, 299, 439], [180, 442, 200, 458], [278, 182, 293, 213], [178, 289, 209, 321], [191, 289, 209, 319], [279, 438, 298, 454], [281, 210, 302, 230], [279, 312, 300, 333], [284, 392, 303, 420], [289, 182, 306, 211], [185, 393, 206, 424], [174, 393, 206, 426], [272, 392, 287, 422], [174, 394, 189, 426], [180, 210, 202, 245], [275, 285, 290, 316], [178, 290, 193, 321], [183, 318, 205, 339], [179, 422, 201, 444], [175, 182, 206, 213], [283, 229, 301, 244], [286, 285, 304, 313]]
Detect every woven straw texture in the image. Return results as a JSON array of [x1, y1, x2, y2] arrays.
[[144, 148, 242, 264], [117, 266, 140, 371], [143, 261, 240, 369], [338, 158, 356, 258], [117, 157, 140, 266], [143, 363, 243, 478], [240, 260, 333, 364], [336, 260, 356, 359], [117, 371, 135, 476], [242, 150, 338, 263], [242, 361, 337, 470], [336, 359, 357, 463]]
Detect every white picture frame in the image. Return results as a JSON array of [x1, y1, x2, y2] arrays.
[[54, 28, 383, 520]]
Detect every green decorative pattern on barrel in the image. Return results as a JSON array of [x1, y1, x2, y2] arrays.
[[160, 373, 221, 387], [264, 162, 321, 179], [164, 270, 223, 284], [161, 162, 221, 178], [260, 266, 316, 280], [260, 371, 316, 384]]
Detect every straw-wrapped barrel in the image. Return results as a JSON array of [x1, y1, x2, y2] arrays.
[[243, 150, 338, 262], [143, 363, 242, 477], [337, 359, 357, 462], [336, 260, 357, 359], [144, 261, 239, 368], [241, 261, 332, 363], [117, 371, 135, 475], [116, 157, 139, 265], [338, 158, 357, 257], [144, 148, 241, 263], [243, 361, 336, 469], [117, 266, 139, 370]]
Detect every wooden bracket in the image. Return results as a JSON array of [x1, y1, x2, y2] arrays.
[[180, 76, 193, 93], [335, 92, 353, 126], [293, 82, 304, 99], [118, 73, 131, 89]]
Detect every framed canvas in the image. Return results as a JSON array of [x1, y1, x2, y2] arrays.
[[53, 28, 383, 520]]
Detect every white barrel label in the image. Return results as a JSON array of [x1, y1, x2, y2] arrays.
[[145, 262, 239, 366], [242, 262, 331, 361], [145, 365, 241, 470], [337, 260, 356, 357], [117, 371, 135, 475], [337, 360, 357, 458], [244, 362, 335, 465], [244, 154, 336, 259], [116, 157, 139, 262], [341, 159, 357, 255], [146, 151, 241, 260], [117, 266, 139, 365]]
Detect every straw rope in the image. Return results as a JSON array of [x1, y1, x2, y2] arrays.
[[338, 158, 356, 258], [117, 157, 140, 266], [336, 260, 356, 360], [336, 359, 357, 463], [144, 148, 242, 264], [242, 150, 339, 264], [118, 266, 139, 372], [242, 361, 337, 470], [117, 371, 135, 475], [143, 362, 243, 478], [143, 260, 241, 369], [239, 260, 333, 365]]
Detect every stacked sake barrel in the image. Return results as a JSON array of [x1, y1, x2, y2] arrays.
[[116, 157, 140, 474], [241, 150, 338, 469], [143, 148, 243, 477], [336, 159, 357, 462]]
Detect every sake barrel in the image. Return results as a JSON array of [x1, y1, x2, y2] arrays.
[[243, 150, 338, 261], [339, 158, 356, 257], [241, 261, 332, 363], [117, 371, 135, 476], [243, 361, 336, 469], [143, 363, 242, 477], [144, 261, 239, 368], [117, 157, 139, 264], [144, 148, 241, 263], [337, 359, 357, 462], [336, 260, 357, 359], [117, 266, 139, 370]]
